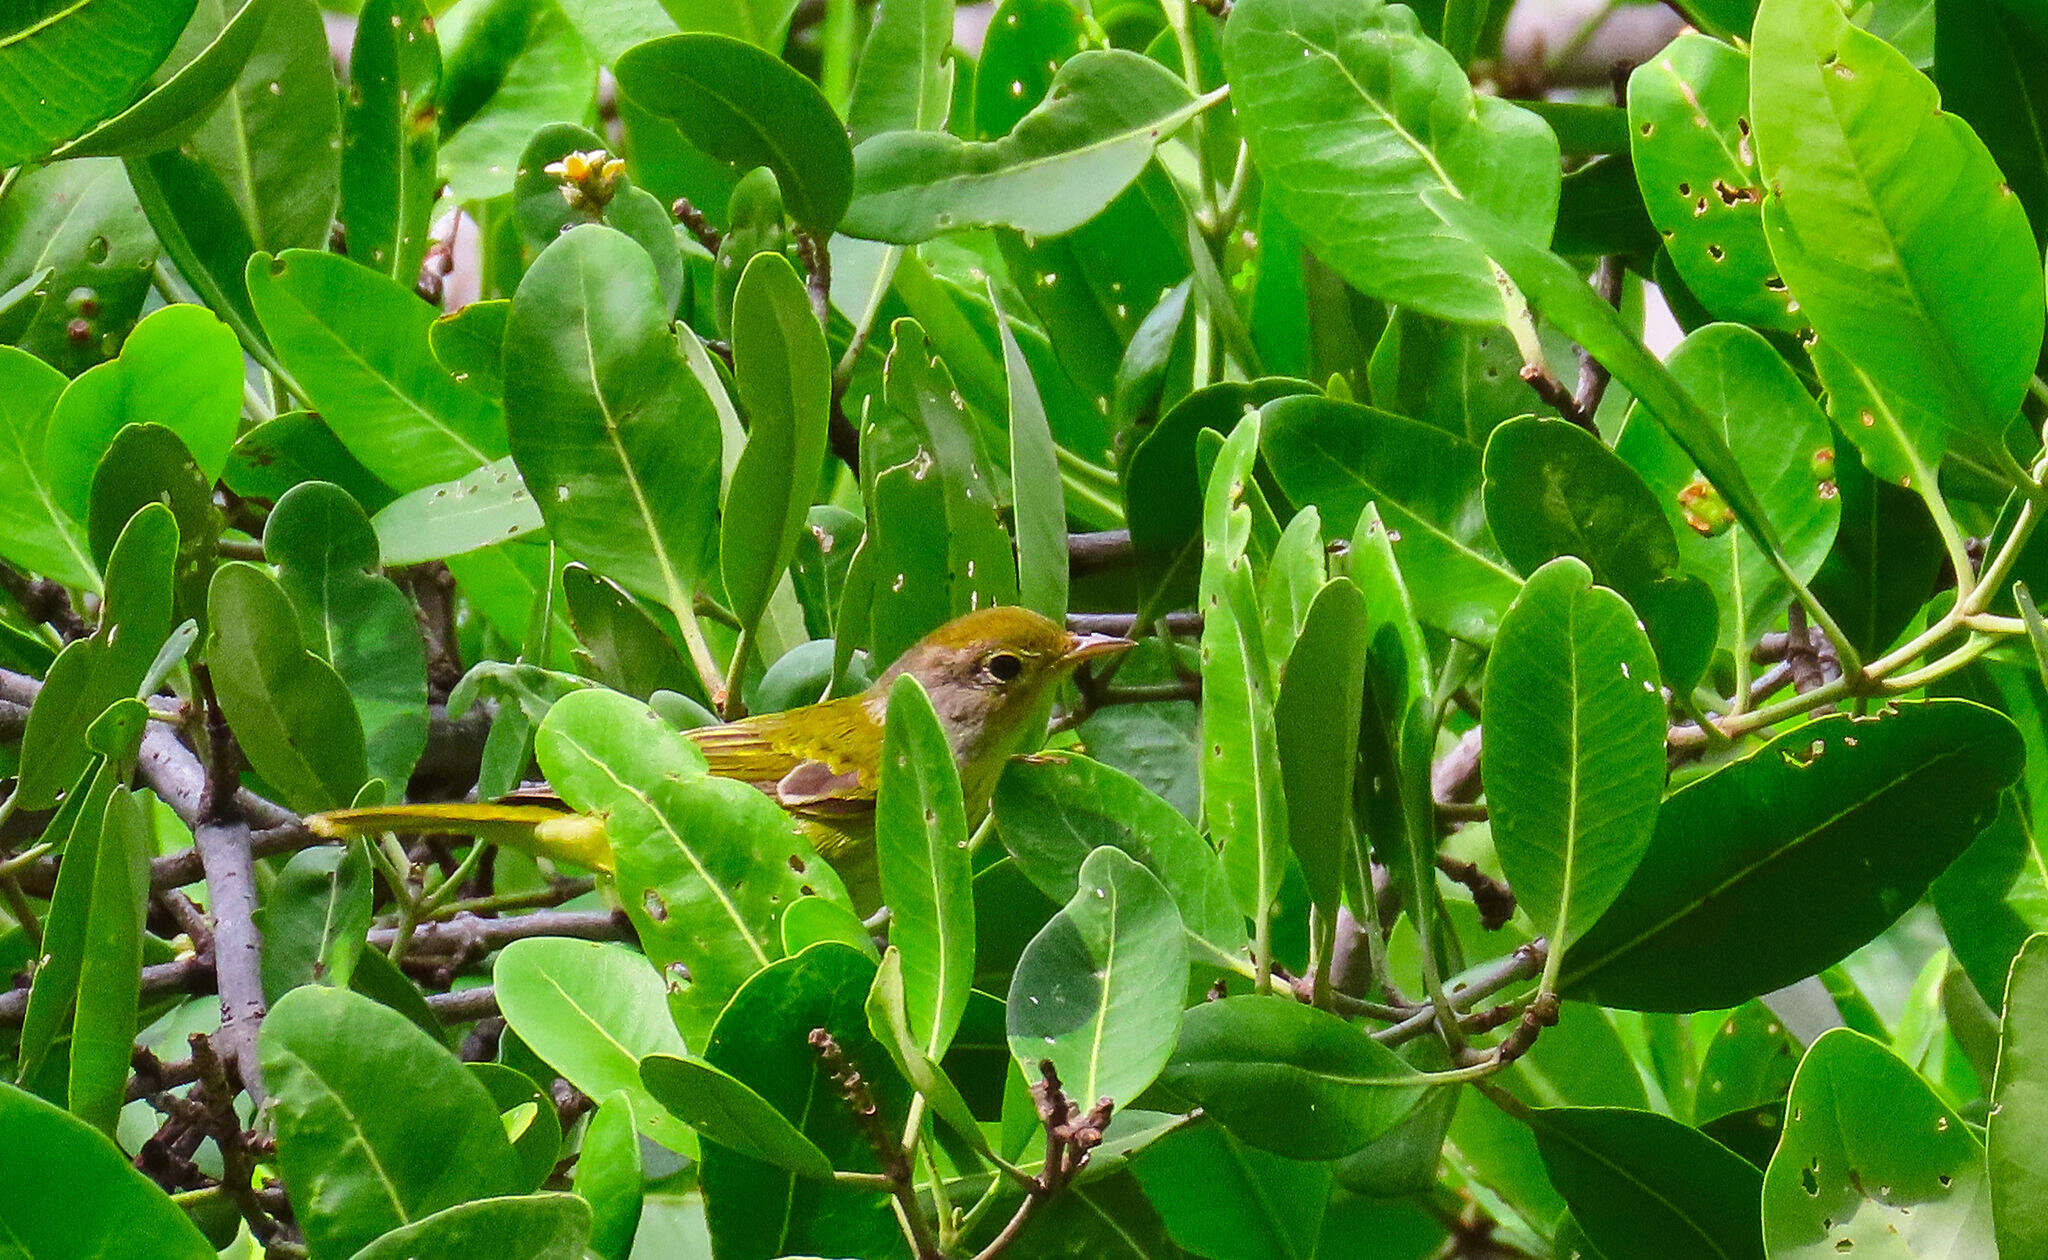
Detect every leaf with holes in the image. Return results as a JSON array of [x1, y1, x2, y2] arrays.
[[1763, 1029, 1993, 1256], [1629, 36, 1800, 331]]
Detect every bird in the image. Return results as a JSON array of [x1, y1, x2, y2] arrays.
[[307, 607, 1133, 894]]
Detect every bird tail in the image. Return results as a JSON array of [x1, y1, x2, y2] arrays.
[[305, 803, 614, 875]]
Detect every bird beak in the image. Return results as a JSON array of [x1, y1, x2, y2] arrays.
[[1061, 631, 1136, 666]]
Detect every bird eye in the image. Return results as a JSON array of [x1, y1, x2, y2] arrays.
[[984, 652, 1024, 683]]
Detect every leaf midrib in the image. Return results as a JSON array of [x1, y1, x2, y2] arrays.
[[1562, 734, 1985, 988]]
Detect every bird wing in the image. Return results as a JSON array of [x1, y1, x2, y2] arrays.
[[685, 697, 884, 820]]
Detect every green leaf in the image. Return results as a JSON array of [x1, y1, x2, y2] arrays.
[[573, 1092, 644, 1260], [843, 50, 1206, 244], [226, 411, 391, 512], [1616, 323, 1840, 658], [46, 304, 241, 519], [862, 321, 1018, 662], [0, 345, 95, 590], [1365, 311, 1534, 447], [1007, 846, 1186, 1108], [535, 689, 839, 1043], [1752, 0, 2042, 486], [1483, 419, 1682, 602], [1484, 558, 1665, 965], [847, 0, 952, 141], [991, 284, 1067, 622], [370, 456, 545, 565], [348, 1194, 593, 1260], [18, 761, 125, 1086], [66, 786, 151, 1137], [1561, 701, 2024, 1011], [0, 1079, 213, 1258], [0, 158, 159, 379], [876, 674, 976, 1059], [615, 34, 854, 232], [1132, 1121, 1331, 1260], [17, 505, 177, 810], [430, 298, 509, 399], [711, 167, 789, 337], [1223, 0, 1559, 323], [267, 482, 429, 788], [863, 947, 987, 1153], [1993, 933, 2048, 1255], [505, 225, 720, 624], [492, 937, 695, 1154], [85, 423, 218, 631], [50, 0, 276, 160], [1123, 378, 1313, 557], [187, 0, 339, 253], [783, 893, 879, 958], [560, 564, 694, 701], [469, 1062, 563, 1194], [1275, 576, 1368, 931], [258, 841, 374, 998], [554, 0, 681, 62], [1695, 1001, 1802, 1125], [992, 752, 1247, 971], [724, 251, 830, 641], [248, 250, 508, 491], [0, 0, 197, 166], [1201, 420, 1288, 923], [977, 0, 1190, 408], [438, 2, 596, 204], [1763, 1029, 1993, 1256], [343, 0, 442, 286], [1349, 502, 1439, 909], [1935, 0, 2048, 253], [640, 1053, 835, 1179], [1627, 36, 1802, 331], [206, 561, 370, 813], [697, 943, 905, 1260], [1261, 394, 1518, 644], [1528, 1106, 1764, 1260], [261, 985, 524, 1258], [1160, 995, 1425, 1160], [512, 123, 686, 318], [1808, 433, 1941, 660], [1423, 191, 1788, 569]]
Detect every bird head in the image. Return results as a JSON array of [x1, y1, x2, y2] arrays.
[[875, 606, 1133, 770]]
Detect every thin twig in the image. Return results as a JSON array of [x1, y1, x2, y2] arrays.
[[193, 1033, 291, 1248], [671, 197, 723, 254], [812, 1028, 944, 1260], [1435, 854, 1515, 930], [1572, 254, 1624, 419]]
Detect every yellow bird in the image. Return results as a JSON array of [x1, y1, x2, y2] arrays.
[[308, 607, 1132, 889]]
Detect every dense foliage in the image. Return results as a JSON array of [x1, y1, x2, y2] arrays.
[[1, 0, 2046, 1255]]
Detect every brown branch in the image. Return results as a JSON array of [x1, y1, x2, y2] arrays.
[[970, 1061, 1114, 1260], [794, 230, 833, 332], [366, 908, 631, 956], [1064, 611, 1201, 638], [811, 1028, 943, 1260], [0, 562, 88, 640], [670, 197, 723, 254], [1435, 854, 1516, 931], [193, 1033, 292, 1248], [1572, 254, 1624, 420], [191, 665, 268, 1104], [1373, 940, 1548, 1047], [426, 986, 500, 1023], [1067, 530, 1133, 575]]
